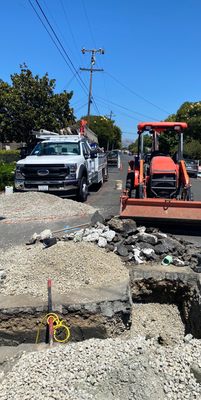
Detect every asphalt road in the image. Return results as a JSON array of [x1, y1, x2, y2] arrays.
[[0, 154, 201, 249]]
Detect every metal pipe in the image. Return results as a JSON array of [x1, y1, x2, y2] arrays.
[[52, 222, 90, 235]]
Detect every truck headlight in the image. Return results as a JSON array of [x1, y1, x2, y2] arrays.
[[15, 165, 25, 179], [65, 164, 77, 179]]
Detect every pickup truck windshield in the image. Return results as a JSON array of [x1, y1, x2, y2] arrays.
[[31, 142, 80, 156]]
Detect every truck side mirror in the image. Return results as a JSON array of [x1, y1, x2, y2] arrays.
[[90, 151, 97, 159]]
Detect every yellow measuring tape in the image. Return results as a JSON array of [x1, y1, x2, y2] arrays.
[[35, 313, 71, 344]]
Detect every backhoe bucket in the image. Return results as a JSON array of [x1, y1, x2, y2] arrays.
[[120, 195, 201, 224]]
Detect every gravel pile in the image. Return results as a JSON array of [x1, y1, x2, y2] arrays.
[[0, 336, 200, 400], [0, 192, 95, 222], [130, 303, 185, 345], [0, 241, 128, 299]]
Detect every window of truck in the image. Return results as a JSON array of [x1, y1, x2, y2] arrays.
[[31, 142, 80, 156]]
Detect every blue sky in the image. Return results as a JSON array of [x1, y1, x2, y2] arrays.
[[1, 0, 201, 144]]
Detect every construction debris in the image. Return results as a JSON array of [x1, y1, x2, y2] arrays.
[[61, 216, 201, 271]]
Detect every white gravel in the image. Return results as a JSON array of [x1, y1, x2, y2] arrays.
[[0, 192, 95, 222], [0, 337, 200, 400], [130, 303, 185, 344], [0, 241, 128, 299]]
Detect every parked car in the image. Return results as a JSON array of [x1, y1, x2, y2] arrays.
[[184, 159, 199, 178], [107, 150, 120, 167]]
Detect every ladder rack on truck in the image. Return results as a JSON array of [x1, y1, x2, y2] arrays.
[[32, 119, 99, 144]]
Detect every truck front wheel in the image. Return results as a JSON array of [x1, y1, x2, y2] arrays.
[[77, 176, 88, 202]]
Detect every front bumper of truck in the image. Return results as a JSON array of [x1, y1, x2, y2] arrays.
[[14, 179, 79, 192]]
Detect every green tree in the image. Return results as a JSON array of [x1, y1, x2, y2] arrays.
[[81, 115, 122, 149], [128, 133, 152, 154], [165, 101, 201, 158], [184, 139, 201, 159], [0, 65, 75, 144]]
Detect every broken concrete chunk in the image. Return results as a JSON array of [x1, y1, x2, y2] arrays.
[[137, 233, 158, 245], [91, 211, 105, 226], [40, 229, 52, 241], [73, 230, 84, 242], [190, 365, 201, 384], [107, 217, 125, 233], [172, 257, 185, 266], [121, 219, 137, 234], [116, 243, 129, 257], [142, 248, 155, 256], [101, 230, 116, 242], [141, 248, 158, 261], [43, 237, 57, 248], [26, 232, 40, 245], [107, 217, 137, 234], [83, 232, 100, 242], [133, 248, 144, 264], [137, 226, 146, 235], [154, 232, 168, 239], [98, 237, 107, 248], [95, 222, 107, 231]]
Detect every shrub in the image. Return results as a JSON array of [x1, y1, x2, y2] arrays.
[[0, 162, 15, 191], [0, 150, 20, 163]]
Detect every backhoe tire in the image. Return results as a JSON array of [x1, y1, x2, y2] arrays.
[[126, 172, 135, 197], [137, 185, 144, 199], [77, 176, 88, 202]]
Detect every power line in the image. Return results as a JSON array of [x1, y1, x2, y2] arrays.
[[96, 96, 158, 120], [105, 71, 171, 115], [74, 102, 88, 113], [28, 0, 77, 77], [81, 0, 97, 49], [30, 0, 101, 117], [32, 0, 89, 96], [59, 0, 84, 66], [95, 98, 140, 122]]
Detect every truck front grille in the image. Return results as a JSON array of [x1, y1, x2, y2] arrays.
[[22, 164, 70, 181]]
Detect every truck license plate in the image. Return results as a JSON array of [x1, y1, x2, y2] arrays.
[[38, 185, 48, 191]]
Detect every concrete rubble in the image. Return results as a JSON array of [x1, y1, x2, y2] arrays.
[[61, 213, 201, 272]]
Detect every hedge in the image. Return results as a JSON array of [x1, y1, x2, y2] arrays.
[[0, 150, 20, 164], [0, 163, 15, 191]]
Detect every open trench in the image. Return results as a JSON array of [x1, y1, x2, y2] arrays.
[[0, 266, 200, 349]]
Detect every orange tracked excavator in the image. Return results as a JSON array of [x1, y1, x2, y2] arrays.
[[120, 122, 201, 224]]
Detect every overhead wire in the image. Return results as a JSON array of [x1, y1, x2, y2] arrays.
[[74, 102, 89, 113], [42, 0, 77, 62], [31, 0, 89, 96], [105, 71, 171, 115], [96, 96, 158, 120], [28, 0, 77, 78], [59, 0, 84, 66]]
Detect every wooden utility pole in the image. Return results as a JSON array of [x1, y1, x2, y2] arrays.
[[80, 48, 104, 126]]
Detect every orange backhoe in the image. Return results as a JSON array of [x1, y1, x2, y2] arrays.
[[120, 122, 201, 223]]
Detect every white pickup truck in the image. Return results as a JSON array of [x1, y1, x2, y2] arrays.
[[14, 129, 108, 202]]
